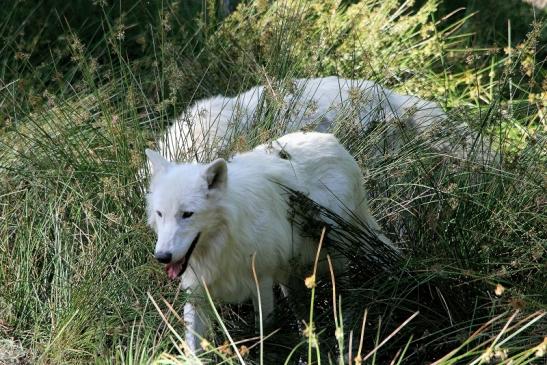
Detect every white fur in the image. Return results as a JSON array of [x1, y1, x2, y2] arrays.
[[157, 76, 485, 163], [146, 132, 393, 352]]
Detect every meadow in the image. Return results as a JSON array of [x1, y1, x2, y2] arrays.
[[0, 1, 545, 364]]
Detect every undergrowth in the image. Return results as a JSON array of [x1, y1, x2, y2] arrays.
[[0, 0, 545, 364]]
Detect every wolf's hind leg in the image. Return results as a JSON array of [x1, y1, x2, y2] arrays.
[[252, 276, 275, 329]]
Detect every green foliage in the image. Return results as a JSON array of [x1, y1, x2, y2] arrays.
[[218, 0, 443, 80], [436, 0, 547, 49]]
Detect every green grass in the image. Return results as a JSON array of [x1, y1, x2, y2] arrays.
[[0, 0, 545, 364]]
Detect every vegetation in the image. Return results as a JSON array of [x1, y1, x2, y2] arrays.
[[0, 0, 545, 364]]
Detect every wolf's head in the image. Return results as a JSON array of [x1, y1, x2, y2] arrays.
[[145, 149, 228, 280]]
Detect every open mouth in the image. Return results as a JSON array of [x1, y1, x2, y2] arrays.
[[165, 233, 201, 280]]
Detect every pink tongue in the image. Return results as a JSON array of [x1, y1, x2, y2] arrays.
[[165, 259, 184, 280]]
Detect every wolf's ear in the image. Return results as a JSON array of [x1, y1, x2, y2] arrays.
[[145, 149, 170, 175], [203, 158, 227, 190]]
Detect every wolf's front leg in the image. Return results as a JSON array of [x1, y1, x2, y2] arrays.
[[251, 276, 275, 330], [183, 301, 207, 353]]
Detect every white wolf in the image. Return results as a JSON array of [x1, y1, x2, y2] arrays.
[[145, 131, 393, 352], [158, 76, 491, 163]]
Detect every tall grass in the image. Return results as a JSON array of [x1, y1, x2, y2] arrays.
[[0, 0, 545, 364]]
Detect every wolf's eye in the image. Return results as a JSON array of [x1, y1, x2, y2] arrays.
[[181, 211, 194, 219], [156, 211, 162, 218]]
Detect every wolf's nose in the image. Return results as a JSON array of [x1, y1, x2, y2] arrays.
[[155, 251, 172, 263]]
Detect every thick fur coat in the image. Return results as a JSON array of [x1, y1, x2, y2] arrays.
[[146, 132, 393, 351], [156, 76, 483, 163]]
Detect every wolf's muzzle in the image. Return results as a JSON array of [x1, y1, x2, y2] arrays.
[[155, 251, 172, 263]]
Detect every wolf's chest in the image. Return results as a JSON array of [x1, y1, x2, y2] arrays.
[[207, 268, 255, 303]]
